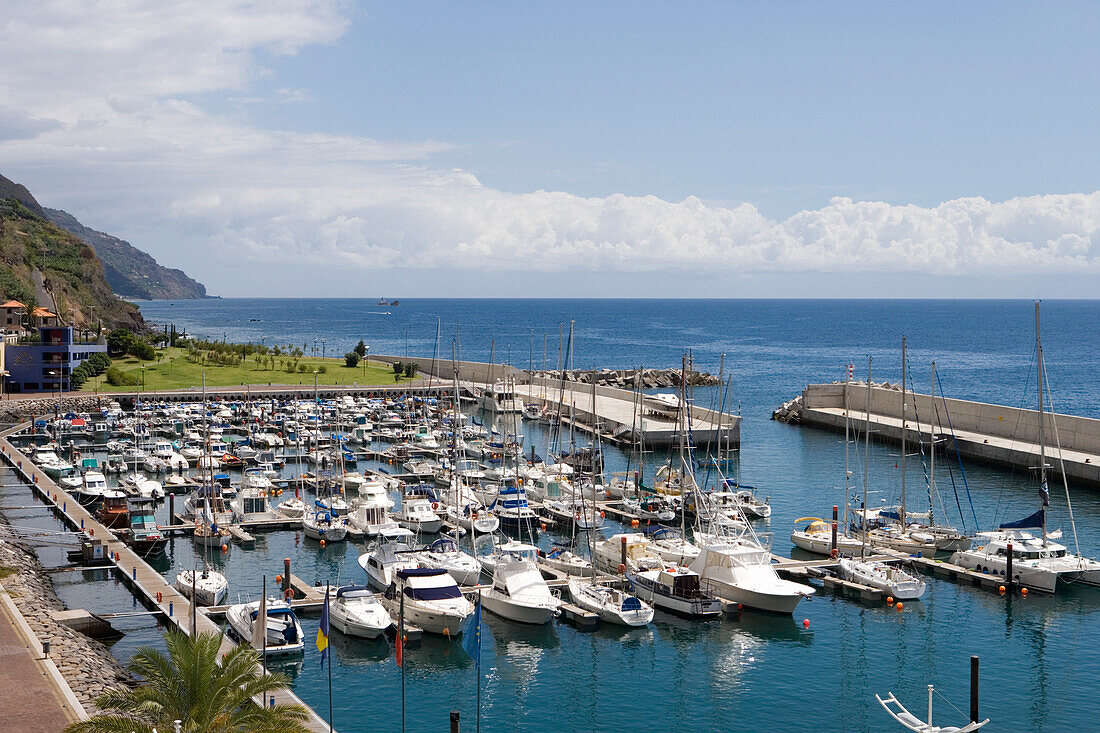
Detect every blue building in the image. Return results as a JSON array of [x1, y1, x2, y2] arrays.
[[5, 326, 108, 393]]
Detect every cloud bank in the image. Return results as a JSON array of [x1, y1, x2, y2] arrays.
[[1, 1, 1098, 293]]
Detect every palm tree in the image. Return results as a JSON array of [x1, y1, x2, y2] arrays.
[[65, 629, 313, 733]]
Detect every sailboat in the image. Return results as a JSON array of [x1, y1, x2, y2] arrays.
[[950, 302, 1100, 593], [876, 685, 988, 732]]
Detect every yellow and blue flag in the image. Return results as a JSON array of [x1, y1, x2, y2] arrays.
[[316, 586, 330, 667], [461, 591, 481, 664]]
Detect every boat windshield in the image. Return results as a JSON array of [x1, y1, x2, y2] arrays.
[[404, 585, 462, 601]]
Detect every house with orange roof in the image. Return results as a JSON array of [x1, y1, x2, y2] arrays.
[[0, 299, 25, 331], [32, 307, 59, 327]]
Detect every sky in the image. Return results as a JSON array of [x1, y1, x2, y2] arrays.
[[1, 1, 1099, 298]]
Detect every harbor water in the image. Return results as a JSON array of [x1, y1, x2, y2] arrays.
[[22, 299, 1100, 732]]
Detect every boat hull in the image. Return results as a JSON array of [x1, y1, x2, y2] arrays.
[[480, 589, 557, 625]]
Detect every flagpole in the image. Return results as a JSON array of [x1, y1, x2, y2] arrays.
[[327, 589, 333, 733], [400, 593, 406, 733], [476, 589, 482, 733], [261, 574, 267, 675]]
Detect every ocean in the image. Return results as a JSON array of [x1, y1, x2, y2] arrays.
[[28, 299, 1100, 731]]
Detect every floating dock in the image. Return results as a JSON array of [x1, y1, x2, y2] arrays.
[[776, 381, 1100, 487]]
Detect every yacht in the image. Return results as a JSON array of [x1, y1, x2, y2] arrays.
[[791, 517, 868, 557], [476, 380, 525, 414], [381, 568, 475, 636], [541, 545, 594, 576], [302, 505, 348, 542], [76, 471, 109, 504], [175, 567, 228, 606], [95, 490, 130, 529], [838, 557, 927, 600], [594, 532, 664, 574], [628, 566, 723, 618], [567, 578, 653, 627], [346, 479, 396, 536], [950, 522, 1100, 594], [689, 538, 815, 614], [490, 484, 539, 534], [358, 527, 421, 590], [397, 497, 443, 534], [328, 585, 393, 639], [231, 483, 280, 522], [277, 493, 308, 519], [479, 543, 561, 624], [226, 597, 305, 655], [418, 535, 482, 586]]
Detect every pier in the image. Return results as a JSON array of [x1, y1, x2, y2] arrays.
[[776, 381, 1100, 487], [0, 426, 337, 733]]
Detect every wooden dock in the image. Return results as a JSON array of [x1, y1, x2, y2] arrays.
[[0, 428, 337, 733]]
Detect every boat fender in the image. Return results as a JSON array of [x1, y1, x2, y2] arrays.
[[617, 563, 626, 575], [156, 591, 162, 602], [830, 548, 839, 559]]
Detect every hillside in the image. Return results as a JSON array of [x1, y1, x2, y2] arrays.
[[45, 208, 207, 300], [0, 197, 144, 330]]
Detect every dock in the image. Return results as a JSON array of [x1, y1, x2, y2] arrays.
[[779, 381, 1100, 487], [0, 427, 338, 733]]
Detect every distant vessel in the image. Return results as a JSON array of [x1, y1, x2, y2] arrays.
[[377, 298, 400, 306]]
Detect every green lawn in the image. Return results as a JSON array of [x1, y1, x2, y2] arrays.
[[87, 348, 417, 392]]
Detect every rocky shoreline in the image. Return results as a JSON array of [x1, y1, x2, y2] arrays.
[[0, 395, 109, 424], [531, 367, 723, 388], [0, 512, 132, 711]]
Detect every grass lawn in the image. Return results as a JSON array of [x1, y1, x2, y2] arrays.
[[88, 348, 418, 392]]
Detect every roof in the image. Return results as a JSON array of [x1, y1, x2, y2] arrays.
[[32, 307, 57, 317], [0, 300, 24, 308]]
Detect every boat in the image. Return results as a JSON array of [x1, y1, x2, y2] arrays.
[[174, 566, 228, 606], [302, 503, 348, 542], [688, 537, 815, 614], [418, 534, 482, 586], [594, 532, 664, 574], [381, 568, 474, 636], [346, 479, 396, 536], [541, 545, 594, 576], [94, 490, 131, 529], [723, 482, 771, 519], [226, 597, 305, 655], [567, 577, 653, 627], [490, 484, 539, 534], [876, 686, 988, 732], [627, 565, 724, 618], [645, 526, 700, 565], [476, 379, 525, 414], [75, 470, 109, 504], [544, 497, 601, 531], [791, 517, 868, 556], [328, 585, 392, 639], [622, 493, 677, 523], [122, 500, 168, 557], [231, 482, 281, 522], [277, 493, 308, 519], [396, 497, 443, 534], [358, 527, 421, 590], [838, 557, 927, 600], [38, 452, 75, 479], [479, 543, 561, 624]]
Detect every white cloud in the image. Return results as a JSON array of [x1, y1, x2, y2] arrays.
[[0, 0, 1098, 295]]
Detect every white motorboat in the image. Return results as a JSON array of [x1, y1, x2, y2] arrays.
[[358, 527, 421, 590], [544, 498, 601, 532], [418, 535, 482, 586], [445, 503, 500, 534], [397, 497, 443, 534], [381, 568, 474, 636], [347, 480, 396, 536], [622, 494, 677, 523], [226, 597, 305, 655], [541, 545, 594, 576], [302, 505, 348, 542], [479, 543, 561, 625], [38, 453, 75, 479], [628, 566, 724, 618], [689, 539, 815, 615], [174, 567, 228, 606], [838, 557, 927, 600], [277, 494, 308, 519], [727, 485, 771, 519], [231, 484, 281, 522], [567, 577, 653, 627], [328, 585, 392, 639], [76, 470, 109, 504], [645, 527, 700, 565], [791, 517, 868, 557], [594, 533, 664, 574], [476, 380, 525, 413]]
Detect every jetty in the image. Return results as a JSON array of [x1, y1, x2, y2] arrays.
[[774, 381, 1100, 487]]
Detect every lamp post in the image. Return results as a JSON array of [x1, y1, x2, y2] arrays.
[[321, 339, 326, 360]]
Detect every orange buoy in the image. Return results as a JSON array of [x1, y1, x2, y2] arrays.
[[540, 523, 547, 531], [600, 511, 606, 519], [276, 575, 283, 585], [1021, 587, 1029, 597], [221, 544, 228, 552], [320, 539, 326, 548], [285, 588, 293, 600], [802, 618, 810, 628], [895, 602, 903, 611], [443, 627, 451, 638], [998, 585, 1006, 595], [886, 596, 893, 605]]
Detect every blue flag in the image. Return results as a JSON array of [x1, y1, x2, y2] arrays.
[[462, 592, 481, 664], [316, 586, 330, 667]]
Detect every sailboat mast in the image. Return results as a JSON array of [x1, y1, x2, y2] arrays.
[[1036, 301, 1047, 545], [862, 357, 872, 560], [929, 361, 936, 527], [843, 363, 851, 533], [900, 336, 907, 528]]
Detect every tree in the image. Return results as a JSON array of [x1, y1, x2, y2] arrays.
[[354, 340, 367, 357], [344, 351, 360, 368], [403, 362, 418, 378], [64, 629, 311, 733], [106, 328, 135, 356]]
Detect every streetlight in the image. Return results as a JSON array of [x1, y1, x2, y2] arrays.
[[321, 339, 326, 360]]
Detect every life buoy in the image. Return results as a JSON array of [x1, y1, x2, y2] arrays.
[[830, 548, 839, 559], [284, 588, 293, 600], [432, 502, 439, 511], [617, 563, 626, 575]]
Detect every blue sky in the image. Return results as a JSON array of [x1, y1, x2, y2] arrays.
[[1, 1, 1099, 296]]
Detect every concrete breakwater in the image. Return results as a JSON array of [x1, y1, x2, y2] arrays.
[[775, 380, 1100, 487], [0, 505, 132, 712], [530, 368, 722, 389]]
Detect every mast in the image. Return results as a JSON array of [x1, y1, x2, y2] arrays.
[[929, 361, 937, 527], [900, 336, 907, 529], [862, 357, 872, 560], [1036, 301, 1048, 545], [843, 363, 851, 534]]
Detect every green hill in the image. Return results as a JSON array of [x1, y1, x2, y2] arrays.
[[0, 197, 144, 330]]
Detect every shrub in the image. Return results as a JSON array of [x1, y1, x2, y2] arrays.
[[403, 362, 418, 378], [317, 365, 327, 375], [297, 364, 308, 374], [392, 361, 403, 376], [105, 367, 140, 386], [354, 340, 367, 357], [344, 351, 360, 368]]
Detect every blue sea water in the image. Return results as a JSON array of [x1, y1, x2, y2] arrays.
[[27, 299, 1100, 731]]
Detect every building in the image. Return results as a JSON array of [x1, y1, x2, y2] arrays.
[[5, 326, 108, 393], [1, 300, 25, 331], [32, 307, 59, 327]]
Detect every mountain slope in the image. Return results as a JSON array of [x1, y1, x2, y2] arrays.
[[45, 208, 207, 300], [0, 197, 144, 330]]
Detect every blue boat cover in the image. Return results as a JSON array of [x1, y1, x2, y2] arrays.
[[999, 508, 1045, 530]]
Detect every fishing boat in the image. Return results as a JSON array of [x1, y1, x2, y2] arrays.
[[358, 527, 421, 590], [95, 490, 130, 529], [328, 585, 392, 639], [381, 568, 474, 635], [479, 543, 561, 624], [122, 500, 168, 557], [627, 565, 723, 618], [226, 597, 305, 655]]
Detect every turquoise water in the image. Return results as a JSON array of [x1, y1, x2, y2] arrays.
[[26, 299, 1100, 731]]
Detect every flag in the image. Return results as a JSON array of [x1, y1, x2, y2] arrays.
[[395, 593, 404, 667], [251, 581, 267, 652], [395, 630, 403, 667], [316, 586, 330, 667], [1039, 479, 1050, 507], [461, 592, 482, 664]]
